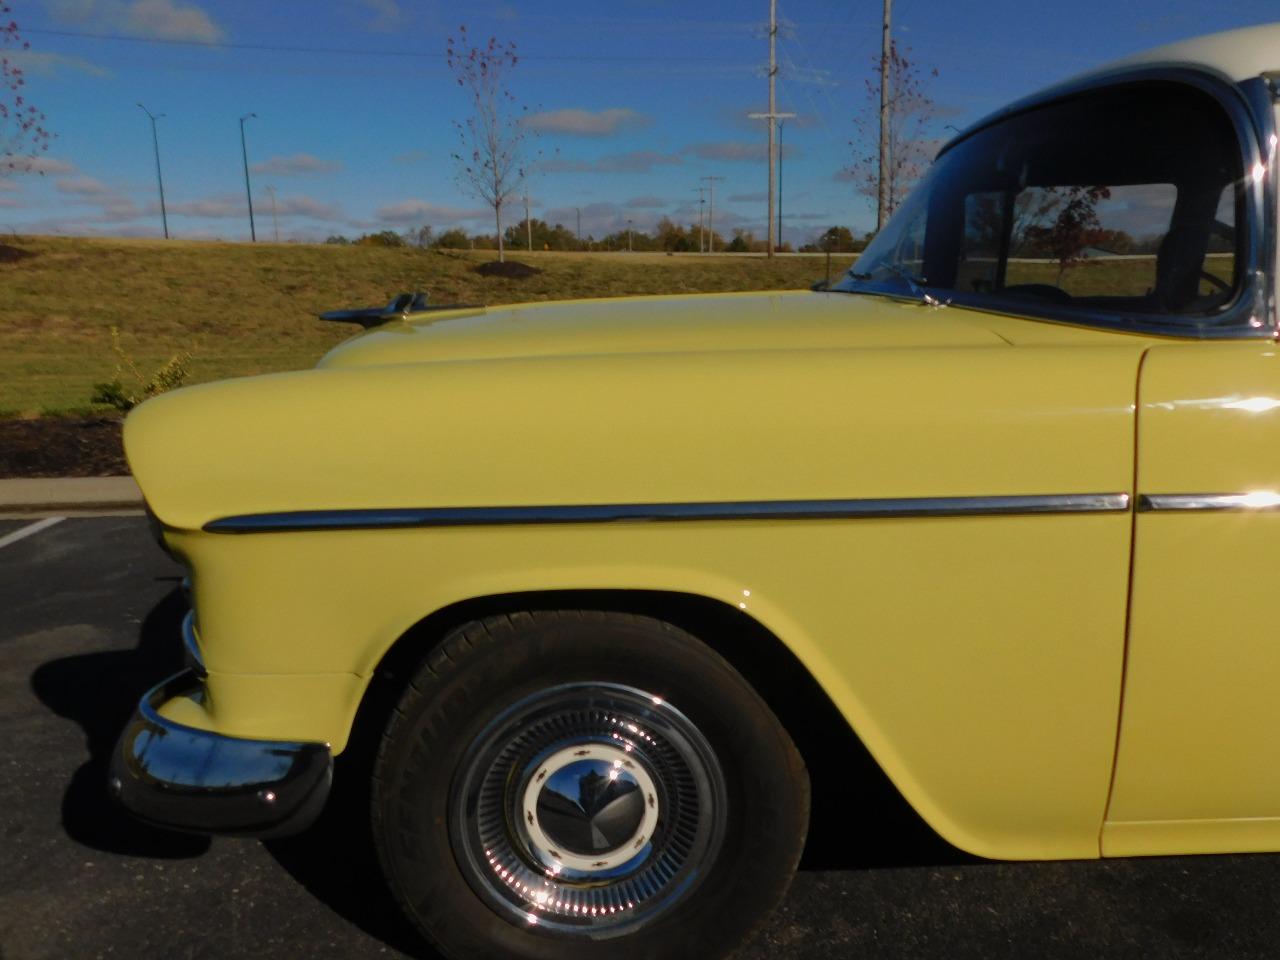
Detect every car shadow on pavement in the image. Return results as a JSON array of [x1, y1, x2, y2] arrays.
[[263, 661, 440, 959], [264, 784, 435, 959], [29, 582, 211, 859]]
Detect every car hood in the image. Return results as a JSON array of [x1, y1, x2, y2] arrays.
[[316, 290, 1007, 369]]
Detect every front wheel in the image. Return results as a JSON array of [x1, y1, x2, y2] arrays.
[[371, 610, 809, 960]]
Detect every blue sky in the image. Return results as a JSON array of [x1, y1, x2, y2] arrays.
[[1, 0, 1277, 245]]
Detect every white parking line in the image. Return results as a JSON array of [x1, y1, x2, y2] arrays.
[[0, 516, 65, 550]]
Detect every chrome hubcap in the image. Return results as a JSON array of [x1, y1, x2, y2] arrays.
[[450, 683, 726, 936], [523, 743, 661, 873]]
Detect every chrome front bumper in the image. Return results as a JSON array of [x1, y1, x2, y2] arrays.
[[109, 667, 333, 838]]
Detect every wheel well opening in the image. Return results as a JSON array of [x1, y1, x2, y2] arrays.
[[345, 589, 965, 870]]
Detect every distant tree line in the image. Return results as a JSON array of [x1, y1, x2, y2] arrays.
[[322, 220, 872, 255]]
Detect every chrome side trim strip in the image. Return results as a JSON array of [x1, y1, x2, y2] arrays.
[[205, 493, 1131, 533], [1138, 493, 1280, 512]]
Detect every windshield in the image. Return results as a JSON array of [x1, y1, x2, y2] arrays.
[[835, 80, 1247, 328]]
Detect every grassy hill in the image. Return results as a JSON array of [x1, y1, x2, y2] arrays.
[[0, 237, 844, 416]]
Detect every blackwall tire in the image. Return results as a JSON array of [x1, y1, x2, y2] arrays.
[[371, 610, 810, 960]]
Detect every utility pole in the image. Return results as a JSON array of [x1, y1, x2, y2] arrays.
[[265, 184, 279, 242], [524, 188, 532, 252], [137, 103, 169, 239], [700, 175, 724, 252], [877, 0, 892, 231], [693, 186, 707, 253], [627, 218, 633, 252], [747, 0, 794, 257], [575, 206, 581, 249], [778, 119, 785, 250], [239, 112, 257, 242]]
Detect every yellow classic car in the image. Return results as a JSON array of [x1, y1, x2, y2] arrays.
[[111, 23, 1280, 960]]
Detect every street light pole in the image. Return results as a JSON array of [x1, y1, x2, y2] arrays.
[[137, 103, 169, 239], [239, 112, 257, 242]]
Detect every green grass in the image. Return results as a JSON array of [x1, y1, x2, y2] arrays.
[[0, 237, 840, 416]]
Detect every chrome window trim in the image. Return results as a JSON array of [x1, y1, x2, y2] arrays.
[[839, 67, 1276, 341], [204, 493, 1131, 533], [1138, 493, 1280, 512]]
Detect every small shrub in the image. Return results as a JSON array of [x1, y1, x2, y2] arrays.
[[90, 327, 193, 412]]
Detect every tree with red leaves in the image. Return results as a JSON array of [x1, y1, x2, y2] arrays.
[[846, 42, 936, 225], [1022, 185, 1113, 284], [446, 25, 528, 263], [1, 3, 52, 171]]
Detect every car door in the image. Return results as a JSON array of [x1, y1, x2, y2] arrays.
[[1105, 342, 1280, 857]]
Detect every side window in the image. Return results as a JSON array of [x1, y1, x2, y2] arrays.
[[1201, 183, 1237, 297], [1002, 184, 1177, 299], [956, 191, 1003, 294], [847, 79, 1248, 328]]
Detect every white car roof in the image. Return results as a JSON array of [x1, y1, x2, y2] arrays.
[[1095, 21, 1280, 84]]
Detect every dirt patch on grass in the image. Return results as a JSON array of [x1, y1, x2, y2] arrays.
[[0, 243, 34, 265], [0, 417, 127, 478], [474, 259, 542, 279]]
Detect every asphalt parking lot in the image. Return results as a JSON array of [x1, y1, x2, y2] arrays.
[[4, 516, 1280, 959]]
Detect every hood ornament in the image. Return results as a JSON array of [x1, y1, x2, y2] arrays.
[[319, 292, 482, 329]]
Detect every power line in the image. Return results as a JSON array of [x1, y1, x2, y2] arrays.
[[23, 27, 753, 65]]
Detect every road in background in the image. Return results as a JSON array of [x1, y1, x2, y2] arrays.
[[4, 518, 1280, 958]]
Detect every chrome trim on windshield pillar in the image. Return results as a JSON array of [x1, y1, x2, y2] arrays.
[[204, 493, 1131, 533], [1138, 493, 1280, 512]]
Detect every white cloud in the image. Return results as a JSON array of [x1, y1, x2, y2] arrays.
[[270, 195, 344, 221], [8, 156, 77, 176], [523, 108, 650, 137], [130, 0, 222, 40], [43, 0, 224, 42], [162, 192, 341, 221], [249, 153, 343, 176], [375, 199, 491, 224], [6, 50, 109, 78], [165, 195, 241, 218], [540, 151, 682, 175], [685, 142, 798, 163], [56, 175, 113, 197], [540, 201, 667, 238], [354, 0, 402, 30]]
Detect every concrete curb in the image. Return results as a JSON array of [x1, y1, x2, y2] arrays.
[[0, 476, 143, 516]]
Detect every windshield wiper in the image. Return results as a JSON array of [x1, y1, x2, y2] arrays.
[[849, 266, 950, 308]]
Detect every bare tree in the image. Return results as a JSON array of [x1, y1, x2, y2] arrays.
[[446, 26, 529, 263], [846, 42, 936, 224], [1, 3, 52, 170]]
